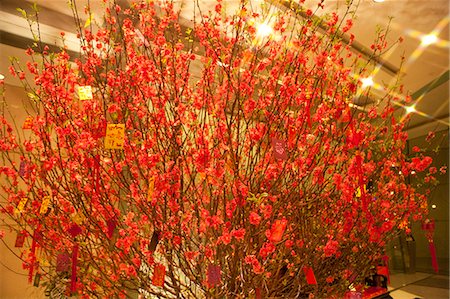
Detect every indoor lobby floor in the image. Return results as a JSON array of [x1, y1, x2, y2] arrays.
[[388, 272, 449, 299]]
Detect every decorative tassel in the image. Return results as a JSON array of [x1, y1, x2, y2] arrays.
[[255, 288, 261, 299], [422, 219, 438, 273], [28, 230, 41, 283], [207, 264, 221, 287], [93, 155, 101, 191], [71, 243, 79, 293], [106, 218, 116, 239], [428, 240, 439, 273]]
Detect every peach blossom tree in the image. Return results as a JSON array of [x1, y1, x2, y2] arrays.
[[0, 0, 436, 298]]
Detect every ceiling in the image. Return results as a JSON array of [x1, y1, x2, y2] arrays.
[[0, 0, 449, 140]]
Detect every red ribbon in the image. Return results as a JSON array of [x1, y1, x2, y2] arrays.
[[71, 243, 79, 293]]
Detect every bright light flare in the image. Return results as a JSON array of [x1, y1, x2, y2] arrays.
[[256, 23, 273, 39], [421, 33, 438, 46], [405, 105, 416, 114], [360, 77, 374, 88], [0, 74, 4, 80]]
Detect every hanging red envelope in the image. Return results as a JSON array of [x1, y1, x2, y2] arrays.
[[19, 161, 27, 177], [22, 116, 33, 129], [68, 224, 82, 238], [303, 266, 317, 285], [207, 264, 221, 287], [56, 253, 71, 272], [271, 138, 288, 160], [268, 219, 287, 243], [106, 219, 117, 239], [152, 264, 166, 287], [15, 232, 26, 247]]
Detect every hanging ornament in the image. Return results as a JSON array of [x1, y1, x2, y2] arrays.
[[39, 196, 51, 214], [147, 177, 155, 202], [77, 86, 93, 100], [106, 218, 117, 239], [303, 266, 317, 285], [93, 155, 101, 191], [71, 244, 79, 293], [267, 219, 287, 243], [29, 229, 42, 283], [56, 252, 71, 272], [207, 264, 222, 287], [33, 273, 41, 287], [271, 138, 288, 160], [15, 197, 29, 214], [104, 124, 125, 149], [152, 264, 166, 287], [18, 161, 27, 177], [22, 116, 33, 129], [422, 219, 438, 273], [15, 232, 26, 247], [68, 223, 82, 294]]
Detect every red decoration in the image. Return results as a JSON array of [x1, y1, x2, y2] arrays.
[[303, 266, 317, 285], [207, 264, 221, 287], [71, 244, 79, 293], [422, 219, 439, 273], [271, 138, 288, 160], [22, 116, 33, 129], [267, 219, 287, 243], [56, 252, 71, 272], [429, 241, 439, 273], [68, 224, 82, 238], [152, 264, 166, 287], [106, 219, 116, 239], [15, 232, 26, 248]]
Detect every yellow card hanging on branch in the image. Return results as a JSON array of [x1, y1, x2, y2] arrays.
[[39, 196, 51, 214], [147, 177, 155, 202], [356, 185, 367, 198], [77, 86, 93, 100], [15, 197, 29, 214], [104, 124, 125, 149], [22, 116, 33, 129]]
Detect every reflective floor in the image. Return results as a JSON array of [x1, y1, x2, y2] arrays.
[[389, 272, 449, 299]]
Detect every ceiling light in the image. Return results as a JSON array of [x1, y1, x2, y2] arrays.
[[360, 77, 374, 88], [0, 74, 4, 80], [256, 23, 273, 38], [373, 0, 385, 2], [405, 105, 416, 114], [431, 204, 436, 209], [421, 34, 438, 46]]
